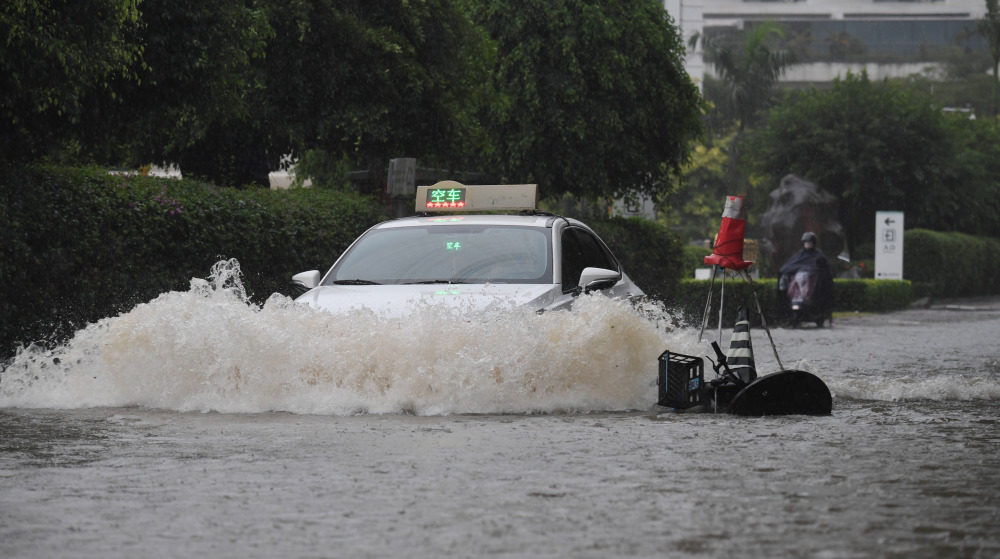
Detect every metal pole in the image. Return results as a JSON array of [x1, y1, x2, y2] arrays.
[[742, 270, 784, 371], [717, 267, 726, 345], [698, 266, 718, 343]]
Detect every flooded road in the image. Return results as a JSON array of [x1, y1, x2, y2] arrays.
[[2, 268, 998, 558]]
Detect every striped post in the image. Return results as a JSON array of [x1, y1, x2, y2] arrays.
[[727, 306, 757, 384]]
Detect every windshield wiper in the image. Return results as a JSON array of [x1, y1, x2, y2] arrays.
[[331, 279, 382, 285], [405, 279, 467, 285]]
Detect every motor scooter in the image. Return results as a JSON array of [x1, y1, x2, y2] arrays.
[[780, 265, 833, 328]]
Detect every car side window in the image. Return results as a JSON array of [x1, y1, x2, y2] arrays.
[[561, 229, 586, 292], [560, 228, 618, 293]]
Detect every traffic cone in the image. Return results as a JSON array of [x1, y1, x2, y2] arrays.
[[704, 195, 753, 271], [727, 306, 757, 383]]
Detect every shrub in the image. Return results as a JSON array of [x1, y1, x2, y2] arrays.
[[670, 277, 912, 326], [0, 165, 388, 355], [671, 277, 778, 326], [587, 216, 685, 301], [904, 229, 1000, 297], [682, 244, 713, 278], [1, 167, 690, 357], [834, 279, 912, 312]]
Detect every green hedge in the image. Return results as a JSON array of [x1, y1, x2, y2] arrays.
[[682, 244, 713, 278], [668, 277, 912, 326], [662, 227, 1000, 325], [0, 167, 689, 357], [12, 165, 966, 356], [588, 216, 685, 301], [904, 229, 1000, 297], [668, 277, 779, 327], [0, 165, 389, 355]]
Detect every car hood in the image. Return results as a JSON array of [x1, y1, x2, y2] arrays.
[[294, 283, 563, 318]]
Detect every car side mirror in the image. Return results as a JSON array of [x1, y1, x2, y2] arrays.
[[292, 270, 321, 290], [578, 267, 621, 294]]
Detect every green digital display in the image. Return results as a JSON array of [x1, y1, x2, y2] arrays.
[[446, 241, 462, 250], [425, 187, 466, 209]]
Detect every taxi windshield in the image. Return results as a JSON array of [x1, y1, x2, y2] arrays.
[[325, 225, 553, 285]]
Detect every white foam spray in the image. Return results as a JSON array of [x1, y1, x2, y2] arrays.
[[5, 260, 997, 413], [1, 260, 701, 415]]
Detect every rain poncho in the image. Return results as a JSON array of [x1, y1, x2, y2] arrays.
[[777, 247, 834, 319]]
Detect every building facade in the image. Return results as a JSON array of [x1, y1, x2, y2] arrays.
[[669, 0, 990, 87]]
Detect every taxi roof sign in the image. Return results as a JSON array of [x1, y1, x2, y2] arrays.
[[416, 181, 537, 212]]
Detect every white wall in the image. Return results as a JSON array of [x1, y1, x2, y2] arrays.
[[673, 0, 987, 87]]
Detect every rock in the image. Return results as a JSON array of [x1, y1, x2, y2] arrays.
[[760, 175, 846, 271]]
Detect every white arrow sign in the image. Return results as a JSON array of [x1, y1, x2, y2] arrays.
[[875, 211, 904, 280]]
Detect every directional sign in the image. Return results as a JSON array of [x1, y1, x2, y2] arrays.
[[875, 211, 904, 280]]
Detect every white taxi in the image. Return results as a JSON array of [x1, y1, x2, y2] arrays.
[[291, 182, 644, 316]]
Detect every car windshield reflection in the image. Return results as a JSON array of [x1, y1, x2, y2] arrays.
[[325, 225, 553, 285]]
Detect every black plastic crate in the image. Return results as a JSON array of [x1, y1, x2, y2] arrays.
[[657, 351, 705, 409]]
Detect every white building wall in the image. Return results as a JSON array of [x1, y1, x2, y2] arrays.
[[664, 0, 706, 89], [781, 61, 941, 82], [702, 0, 985, 26], [670, 0, 988, 85]]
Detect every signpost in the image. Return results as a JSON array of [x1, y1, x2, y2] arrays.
[[387, 158, 417, 217], [875, 211, 904, 280], [387, 158, 416, 197]]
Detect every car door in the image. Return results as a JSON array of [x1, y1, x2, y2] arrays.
[[559, 226, 622, 294]]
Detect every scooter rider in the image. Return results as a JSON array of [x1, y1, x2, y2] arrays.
[[776, 232, 834, 326]]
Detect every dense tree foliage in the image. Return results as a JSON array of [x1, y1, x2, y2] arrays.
[[938, 113, 1000, 236], [3, 0, 703, 195], [91, 0, 493, 187], [99, 0, 274, 186], [469, 0, 703, 200], [664, 22, 797, 242], [263, 0, 495, 185], [1, 0, 142, 162], [690, 22, 798, 133], [744, 71, 999, 252], [660, 133, 736, 241], [3, 0, 496, 187], [978, 0, 1000, 116]]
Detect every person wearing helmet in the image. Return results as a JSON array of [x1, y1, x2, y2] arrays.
[[776, 232, 834, 327]]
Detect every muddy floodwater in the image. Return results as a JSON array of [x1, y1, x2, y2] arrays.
[[2, 266, 998, 558]]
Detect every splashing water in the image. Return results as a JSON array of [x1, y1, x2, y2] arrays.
[[5, 260, 998, 414], [0, 260, 701, 415]]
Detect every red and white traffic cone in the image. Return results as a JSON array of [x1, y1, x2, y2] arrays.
[[704, 195, 753, 271]]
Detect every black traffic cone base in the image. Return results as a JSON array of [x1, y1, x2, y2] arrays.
[[728, 369, 832, 416]]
